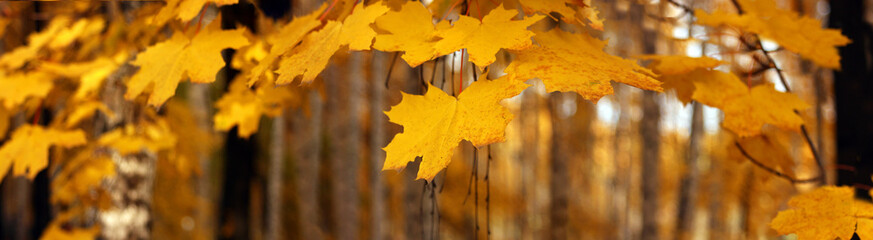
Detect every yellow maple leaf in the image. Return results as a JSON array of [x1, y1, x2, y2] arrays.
[[518, 0, 603, 30], [690, 70, 809, 137], [40, 223, 100, 240], [249, 5, 324, 85], [434, 4, 544, 67], [639, 55, 723, 104], [695, 0, 850, 69], [722, 83, 810, 137], [64, 101, 116, 128], [339, 3, 390, 51], [0, 71, 54, 109], [639, 55, 724, 75], [274, 2, 389, 85], [40, 52, 128, 101], [383, 75, 529, 180], [771, 186, 873, 240], [733, 128, 796, 179], [0, 125, 87, 180], [98, 122, 176, 155], [0, 16, 71, 70], [126, 27, 249, 106], [51, 146, 116, 205], [506, 29, 661, 101], [48, 17, 105, 50], [153, 0, 239, 24], [215, 77, 296, 138], [373, 1, 440, 67], [275, 21, 343, 85]]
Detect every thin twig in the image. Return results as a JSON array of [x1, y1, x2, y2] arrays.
[[485, 146, 492, 239], [421, 181, 428, 240], [431, 180, 440, 240], [734, 141, 820, 184], [463, 148, 477, 205], [666, 0, 694, 15], [384, 53, 399, 89], [474, 147, 479, 240]]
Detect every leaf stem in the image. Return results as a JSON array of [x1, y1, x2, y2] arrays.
[[319, 0, 341, 21]]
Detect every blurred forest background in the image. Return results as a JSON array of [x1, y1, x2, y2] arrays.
[[0, 0, 871, 239]]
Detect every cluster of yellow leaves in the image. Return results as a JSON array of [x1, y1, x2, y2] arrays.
[[0, 125, 87, 180], [153, 0, 238, 24], [248, 5, 324, 85], [274, 3, 389, 85], [0, 16, 103, 69], [731, 127, 797, 180], [771, 186, 873, 240], [433, 4, 544, 67], [0, 71, 53, 109], [506, 29, 661, 102], [643, 55, 808, 137], [518, 0, 603, 30], [126, 21, 248, 106], [51, 146, 116, 207], [98, 121, 176, 156], [372, 2, 442, 67], [215, 76, 298, 138], [695, 0, 850, 69], [40, 52, 129, 101], [383, 75, 529, 180]]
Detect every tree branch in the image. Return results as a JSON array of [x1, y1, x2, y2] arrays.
[[734, 141, 820, 184], [729, 0, 827, 183]]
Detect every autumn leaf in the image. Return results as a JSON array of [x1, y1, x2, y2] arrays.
[[40, 52, 128, 101], [383, 75, 530, 180], [518, 0, 604, 30], [40, 222, 100, 240], [373, 1, 440, 67], [639, 55, 723, 104], [770, 186, 873, 240], [215, 77, 297, 138], [434, 4, 544, 67], [126, 26, 249, 106], [0, 71, 54, 109], [98, 122, 176, 155], [690, 70, 809, 137], [0, 16, 71, 69], [153, 0, 239, 24], [275, 21, 343, 85], [64, 101, 116, 128], [51, 146, 116, 205], [733, 128, 796, 179], [0, 125, 87, 180], [339, 3, 391, 51], [506, 29, 661, 102], [639, 55, 723, 75], [249, 5, 324, 85], [695, 0, 850, 69]]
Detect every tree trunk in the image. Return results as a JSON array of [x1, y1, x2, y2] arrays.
[[100, 152, 157, 240], [293, 90, 324, 240], [831, 0, 873, 199], [635, 2, 662, 240], [368, 51, 388, 240], [265, 114, 285, 240], [676, 102, 702, 240], [519, 86, 540, 239], [548, 93, 571, 240], [326, 52, 363, 240]]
